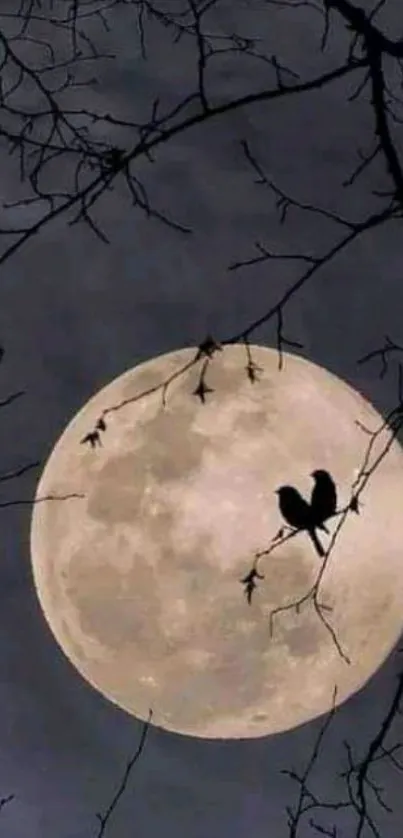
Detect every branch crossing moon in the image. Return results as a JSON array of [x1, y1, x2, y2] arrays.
[[30, 346, 403, 738]]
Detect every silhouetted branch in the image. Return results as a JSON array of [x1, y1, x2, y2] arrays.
[[95, 708, 153, 838], [0, 2, 368, 270], [0, 390, 25, 408], [281, 686, 351, 838], [226, 143, 397, 355], [358, 337, 403, 379], [240, 390, 403, 664], [243, 336, 264, 383], [340, 669, 403, 838], [81, 333, 223, 441], [0, 460, 40, 483], [0, 348, 82, 510], [0, 794, 15, 817], [281, 665, 403, 837], [0, 492, 85, 509], [3, 4, 403, 837]]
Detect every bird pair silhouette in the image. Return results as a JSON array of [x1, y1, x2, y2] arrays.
[[276, 469, 337, 558]]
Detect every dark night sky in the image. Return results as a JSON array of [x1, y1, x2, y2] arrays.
[[0, 1, 402, 835]]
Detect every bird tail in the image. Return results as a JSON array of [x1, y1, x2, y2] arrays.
[[309, 529, 325, 558]]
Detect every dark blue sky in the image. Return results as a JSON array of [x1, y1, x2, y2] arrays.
[[0, 1, 402, 835]]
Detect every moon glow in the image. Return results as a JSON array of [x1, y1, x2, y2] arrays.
[[30, 346, 403, 738]]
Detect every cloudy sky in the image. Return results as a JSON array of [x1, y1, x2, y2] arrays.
[[0, 0, 402, 835]]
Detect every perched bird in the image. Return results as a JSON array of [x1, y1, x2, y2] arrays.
[[275, 485, 325, 558], [310, 469, 337, 531]]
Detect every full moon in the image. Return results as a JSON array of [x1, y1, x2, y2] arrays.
[[30, 346, 403, 738]]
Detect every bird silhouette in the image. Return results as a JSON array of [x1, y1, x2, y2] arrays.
[[81, 430, 102, 449], [310, 469, 337, 532], [275, 485, 325, 558]]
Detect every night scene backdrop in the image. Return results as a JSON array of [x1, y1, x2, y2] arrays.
[[0, 0, 402, 836]]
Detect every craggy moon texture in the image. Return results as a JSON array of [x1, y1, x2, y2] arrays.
[[30, 346, 403, 738]]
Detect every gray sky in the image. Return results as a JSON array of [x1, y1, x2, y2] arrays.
[[0, 1, 402, 835]]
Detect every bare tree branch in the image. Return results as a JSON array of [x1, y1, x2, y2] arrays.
[[95, 708, 153, 838], [2, 4, 403, 836]]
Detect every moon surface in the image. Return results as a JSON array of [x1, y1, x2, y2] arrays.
[[30, 345, 403, 738]]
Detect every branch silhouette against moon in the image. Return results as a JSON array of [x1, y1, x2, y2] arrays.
[[77, 340, 403, 669], [41, 344, 402, 738], [242, 396, 403, 666], [80, 336, 255, 445], [0, 492, 86, 510], [8, 0, 403, 828], [79, 326, 302, 451], [281, 668, 403, 837], [340, 669, 403, 838], [0, 349, 86, 513], [281, 685, 345, 835]]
